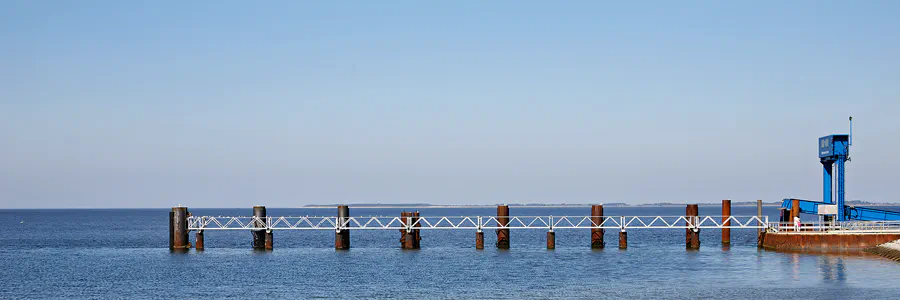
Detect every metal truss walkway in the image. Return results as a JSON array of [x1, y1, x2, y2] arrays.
[[188, 215, 769, 231]]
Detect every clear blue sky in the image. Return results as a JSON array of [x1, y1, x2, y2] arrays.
[[1, 1, 899, 208]]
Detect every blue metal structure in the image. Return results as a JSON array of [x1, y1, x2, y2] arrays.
[[819, 132, 850, 220], [781, 198, 900, 221], [781, 117, 900, 221]]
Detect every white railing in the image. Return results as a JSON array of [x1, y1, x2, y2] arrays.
[[767, 221, 900, 233], [188, 215, 768, 231]]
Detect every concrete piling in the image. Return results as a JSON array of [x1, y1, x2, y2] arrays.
[[619, 229, 627, 249], [722, 200, 731, 245], [171, 207, 190, 250], [591, 205, 604, 249], [252, 206, 268, 250], [335, 205, 350, 250], [496, 205, 510, 249], [686, 204, 700, 249], [546, 231, 555, 249], [400, 211, 421, 249]]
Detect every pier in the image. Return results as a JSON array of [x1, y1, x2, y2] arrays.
[[171, 201, 775, 250], [760, 221, 900, 252]]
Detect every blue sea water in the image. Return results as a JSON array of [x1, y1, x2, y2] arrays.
[[2, 206, 900, 299]]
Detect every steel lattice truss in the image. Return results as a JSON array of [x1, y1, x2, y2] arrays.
[[188, 215, 769, 231]]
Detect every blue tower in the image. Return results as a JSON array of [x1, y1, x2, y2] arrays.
[[818, 117, 851, 221], [782, 117, 900, 221]]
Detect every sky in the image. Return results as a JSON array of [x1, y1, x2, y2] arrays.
[[1, 1, 899, 208]]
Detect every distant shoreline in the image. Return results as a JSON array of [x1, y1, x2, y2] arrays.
[[4, 203, 899, 210], [300, 204, 789, 209], [301, 203, 900, 209]]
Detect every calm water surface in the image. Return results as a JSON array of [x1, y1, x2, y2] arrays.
[[2, 206, 900, 299]]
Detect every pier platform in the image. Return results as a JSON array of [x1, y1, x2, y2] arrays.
[[760, 222, 900, 253]]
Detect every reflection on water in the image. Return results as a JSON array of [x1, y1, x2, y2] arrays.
[[3, 207, 900, 298], [819, 256, 847, 283], [791, 253, 801, 280]]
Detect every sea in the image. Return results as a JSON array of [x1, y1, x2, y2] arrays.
[[2, 206, 900, 299]]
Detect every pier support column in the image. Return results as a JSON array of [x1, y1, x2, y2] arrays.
[[791, 199, 800, 227], [169, 211, 174, 249], [686, 204, 700, 249], [252, 206, 268, 250], [400, 211, 421, 249], [757, 199, 764, 247], [335, 205, 350, 250], [619, 229, 627, 249], [475, 231, 484, 249], [195, 230, 204, 250], [412, 211, 421, 249], [591, 205, 604, 249], [757, 199, 763, 232], [546, 231, 555, 249], [400, 212, 407, 248], [496, 205, 510, 249], [722, 200, 731, 245], [170, 206, 190, 250], [265, 230, 273, 250]]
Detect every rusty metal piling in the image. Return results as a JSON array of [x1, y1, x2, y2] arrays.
[[722, 200, 731, 245], [412, 211, 421, 249], [475, 231, 484, 249], [686, 204, 700, 249], [195, 230, 204, 250], [335, 205, 350, 250], [619, 229, 627, 249], [791, 199, 800, 225], [400, 211, 421, 249], [547, 216, 556, 249], [591, 205, 604, 249], [168, 211, 174, 249], [757, 199, 764, 247], [546, 231, 555, 249], [496, 205, 510, 249], [252, 206, 268, 250], [757, 200, 763, 232], [170, 206, 190, 250]]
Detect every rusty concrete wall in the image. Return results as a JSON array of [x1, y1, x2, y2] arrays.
[[760, 232, 900, 253]]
